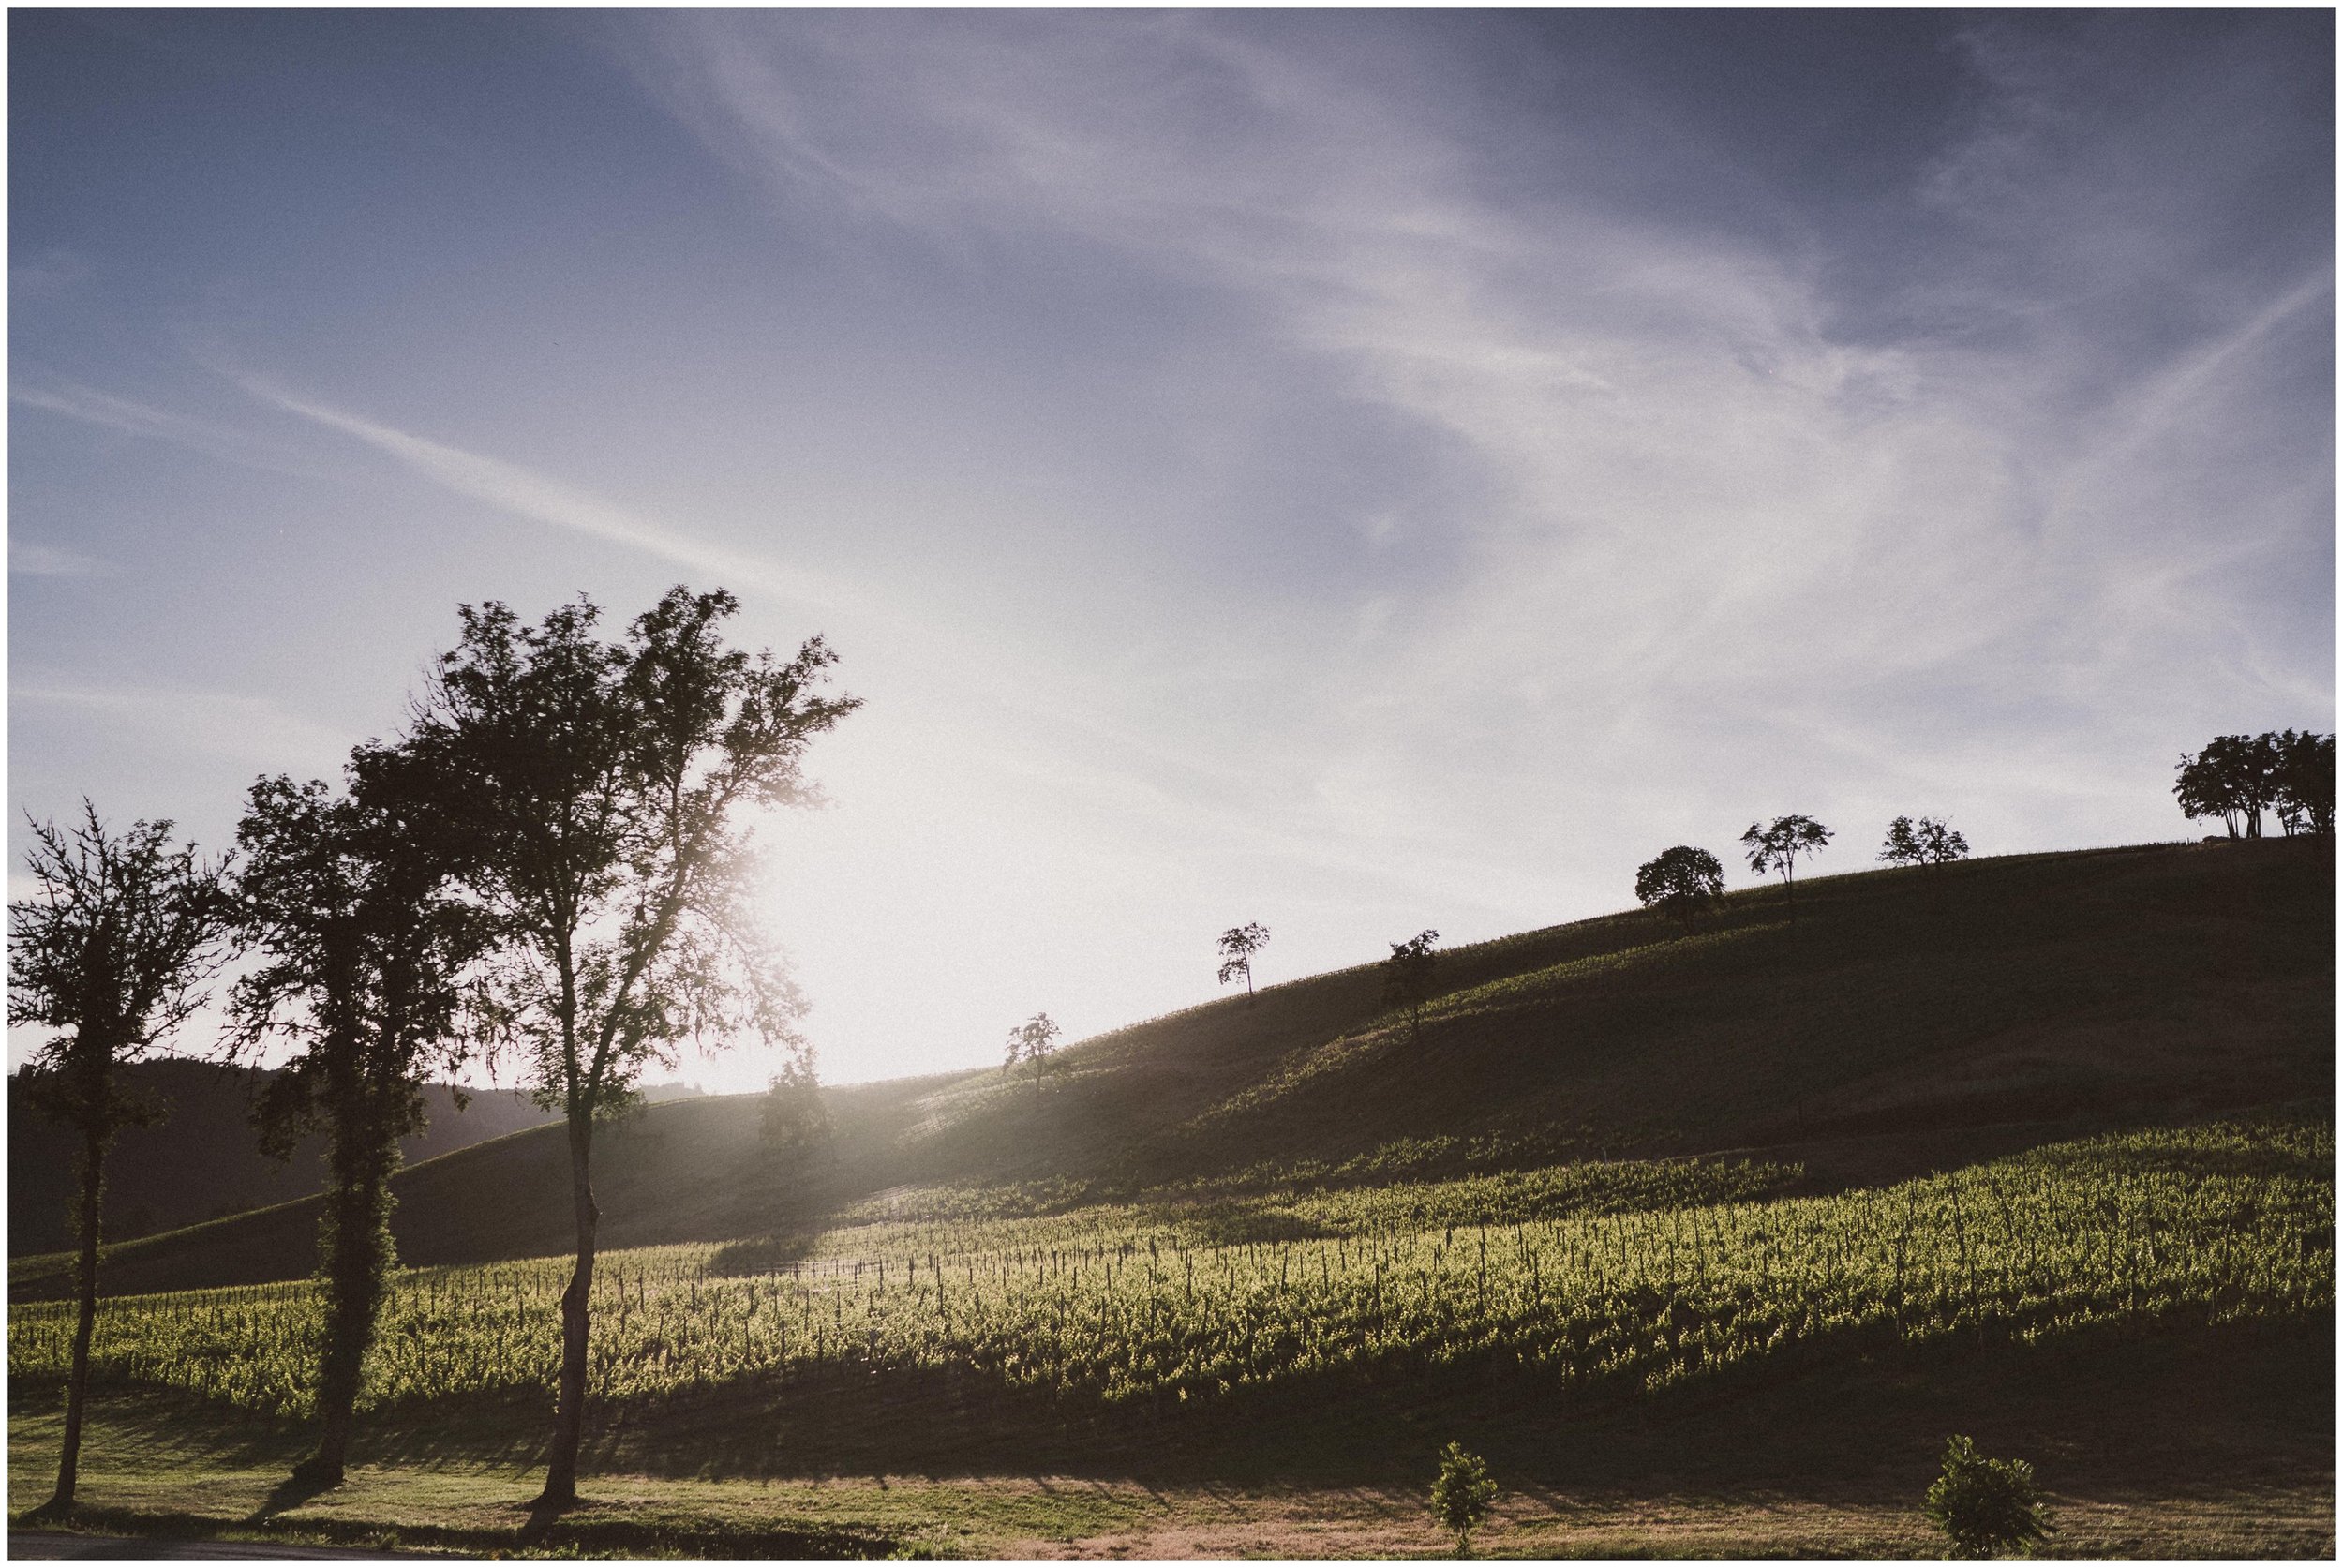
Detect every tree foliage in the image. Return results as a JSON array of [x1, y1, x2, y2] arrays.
[[410, 584, 856, 1508], [1740, 814, 1831, 916], [1634, 846, 1725, 933], [1381, 930, 1440, 1038], [7, 803, 231, 1511], [1429, 1441, 1499, 1554], [1923, 1434, 2051, 1558], [1216, 922, 1270, 1002], [2273, 730, 2335, 836], [759, 1066, 833, 1172], [1878, 815, 1969, 868], [1004, 1012, 1064, 1098], [2173, 731, 2331, 840], [227, 746, 496, 1485]]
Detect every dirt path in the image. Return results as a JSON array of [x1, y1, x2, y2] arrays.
[[1004, 1484, 2336, 1559], [10, 1532, 412, 1561]]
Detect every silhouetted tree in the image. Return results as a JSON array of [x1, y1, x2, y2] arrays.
[[1382, 930, 1440, 1039], [2174, 733, 2282, 839], [227, 745, 496, 1486], [1004, 1012, 1063, 1098], [1741, 814, 1831, 918], [7, 805, 230, 1513], [1879, 815, 1969, 868], [410, 585, 856, 1510], [1634, 846, 1725, 933], [2272, 730, 2334, 836], [1216, 922, 1270, 1003], [758, 1062, 830, 1172]]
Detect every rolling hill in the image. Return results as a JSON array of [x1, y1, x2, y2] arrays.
[[8, 1061, 715, 1258], [15, 837, 2329, 1302]]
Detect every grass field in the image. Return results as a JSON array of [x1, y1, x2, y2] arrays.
[[8, 842, 2333, 1556]]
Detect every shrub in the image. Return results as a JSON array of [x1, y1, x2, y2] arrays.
[[1429, 1441, 1499, 1555], [1924, 1434, 2050, 1557]]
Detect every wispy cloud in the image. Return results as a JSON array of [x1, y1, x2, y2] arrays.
[[630, 11, 2329, 874], [12, 381, 322, 479], [9, 540, 107, 578], [235, 376, 888, 625]]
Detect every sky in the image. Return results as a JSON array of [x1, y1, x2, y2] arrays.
[[9, 10, 2334, 1094]]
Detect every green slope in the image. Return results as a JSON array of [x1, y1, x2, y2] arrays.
[[15, 839, 2330, 1302]]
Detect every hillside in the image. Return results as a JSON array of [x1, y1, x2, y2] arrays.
[[7, 1063, 563, 1257], [8, 1060, 715, 1258], [14, 838, 2330, 1302]]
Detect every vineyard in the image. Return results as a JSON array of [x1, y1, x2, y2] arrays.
[[13, 1118, 2330, 1432]]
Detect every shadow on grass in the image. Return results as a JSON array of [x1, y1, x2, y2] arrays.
[[34, 1307, 2326, 1501]]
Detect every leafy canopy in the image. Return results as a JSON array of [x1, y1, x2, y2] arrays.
[[2176, 730, 2332, 838], [1634, 845, 1724, 932], [229, 748, 498, 1157], [1381, 930, 1440, 1026], [1429, 1441, 1499, 1553], [1216, 922, 1269, 993], [8, 804, 231, 1137], [1924, 1434, 2051, 1558], [1003, 1011, 1064, 1094], [413, 586, 858, 1119], [1878, 814, 1969, 868]]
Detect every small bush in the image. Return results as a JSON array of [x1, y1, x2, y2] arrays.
[[1429, 1441, 1499, 1555], [1924, 1434, 2051, 1557]]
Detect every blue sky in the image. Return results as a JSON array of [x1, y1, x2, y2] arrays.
[[10, 10, 2333, 1092]]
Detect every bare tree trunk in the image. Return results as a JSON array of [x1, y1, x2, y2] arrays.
[[49, 1125, 106, 1512], [537, 1112, 598, 1509]]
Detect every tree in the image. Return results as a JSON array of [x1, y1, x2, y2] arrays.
[[1634, 846, 1724, 933], [1923, 1435, 2051, 1558], [1003, 1011, 1063, 1098], [410, 585, 857, 1510], [2174, 733, 2282, 839], [7, 805, 230, 1513], [1878, 815, 1969, 868], [759, 1063, 831, 1172], [2272, 730, 2334, 836], [1381, 930, 1440, 1039], [1741, 814, 1831, 918], [226, 745, 496, 1486], [1216, 922, 1270, 1003], [1429, 1441, 1499, 1556]]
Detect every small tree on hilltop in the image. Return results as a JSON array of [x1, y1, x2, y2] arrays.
[[759, 1060, 831, 1173], [2273, 730, 2334, 836], [1382, 930, 1440, 1040], [1741, 814, 1831, 918], [8, 804, 231, 1513], [1004, 1012, 1063, 1097], [1923, 1435, 2051, 1558], [1879, 815, 1969, 868], [1429, 1441, 1499, 1556], [1634, 846, 1725, 933], [1216, 921, 1270, 1004], [2175, 733, 2282, 839]]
